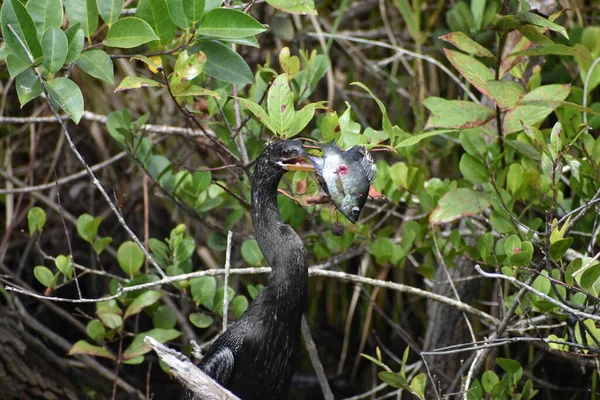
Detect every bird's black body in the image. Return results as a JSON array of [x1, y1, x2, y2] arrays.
[[183, 141, 309, 400]]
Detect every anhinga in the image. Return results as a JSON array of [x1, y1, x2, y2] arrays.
[[183, 140, 311, 400]]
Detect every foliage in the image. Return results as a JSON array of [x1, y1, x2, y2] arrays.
[[2, 0, 600, 398]]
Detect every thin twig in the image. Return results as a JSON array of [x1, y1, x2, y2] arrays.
[[301, 316, 334, 400], [222, 231, 233, 332]]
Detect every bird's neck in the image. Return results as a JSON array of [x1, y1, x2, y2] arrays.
[[251, 162, 308, 308]]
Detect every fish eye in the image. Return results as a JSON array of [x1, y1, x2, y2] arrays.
[[351, 206, 360, 216]]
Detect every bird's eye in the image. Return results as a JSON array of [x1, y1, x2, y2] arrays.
[[351, 206, 360, 216], [282, 148, 294, 158]]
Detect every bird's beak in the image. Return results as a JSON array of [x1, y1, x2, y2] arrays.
[[279, 149, 316, 172]]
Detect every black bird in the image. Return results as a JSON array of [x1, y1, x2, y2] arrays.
[[183, 140, 310, 400]]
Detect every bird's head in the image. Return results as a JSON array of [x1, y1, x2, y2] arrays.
[[265, 140, 314, 172]]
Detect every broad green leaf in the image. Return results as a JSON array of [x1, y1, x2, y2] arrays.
[[77, 213, 102, 243], [6, 54, 31, 78], [1, 0, 43, 62], [65, 0, 99, 38], [423, 97, 495, 129], [190, 276, 217, 307], [518, 11, 568, 39], [238, 98, 276, 133], [136, 0, 177, 45], [103, 17, 159, 48], [497, 357, 522, 376], [64, 25, 84, 63], [69, 340, 115, 359], [27, 206, 46, 235], [114, 76, 164, 92], [196, 8, 266, 39], [484, 80, 524, 110], [43, 78, 84, 124], [510, 43, 587, 59], [482, 371, 499, 394], [503, 104, 557, 135], [34, 265, 57, 288], [506, 163, 524, 194], [124, 290, 163, 319], [285, 103, 317, 138], [41, 27, 68, 74], [97, 299, 123, 329], [93, 237, 112, 255], [443, 48, 494, 95], [189, 312, 213, 328], [183, 0, 205, 24], [170, 50, 206, 88], [86, 319, 105, 341], [439, 32, 494, 58], [55, 254, 73, 278], [397, 129, 457, 147], [97, 0, 123, 25], [76, 50, 114, 83], [153, 305, 177, 329], [122, 329, 181, 359], [232, 295, 248, 319], [27, 0, 63, 37], [191, 41, 253, 84], [16, 68, 42, 107], [459, 153, 488, 184], [241, 239, 264, 266], [550, 238, 573, 261], [174, 85, 220, 98], [410, 373, 427, 399], [521, 84, 571, 103], [460, 129, 487, 157], [430, 188, 491, 225], [351, 82, 393, 136], [378, 371, 410, 389], [266, 0, 317, 15], [267, 74, 294, 136], [117, 241, 144, 276], [166, 0, 189, 29]]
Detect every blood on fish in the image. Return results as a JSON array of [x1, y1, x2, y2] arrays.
[[337, 165, 349, 175]]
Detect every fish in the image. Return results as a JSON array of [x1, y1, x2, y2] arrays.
[[309, 141, 376, 223]]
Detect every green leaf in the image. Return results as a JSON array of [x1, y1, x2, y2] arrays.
[[55, 254, 73, 278], [378, 371, 410, 389], [459, 153, 489, 184], [1, 0, 43, 62], [117, 241, 145, 276], [64, 25, 84, 63], [114, 76, 164, 92], [506, 163, 524, 194], [191, 40, 253, 84], [170, 50, 206, 88], [285, 103, 316, 138], [86, 319, 106, 341], [97, 299, 123, 329], [482, 370, 499, 394], [267, 74, 294, 136], [518, 11, 568, 39], [43, 78, 84, 124], [27, 206, 47, 235], [93, 237, 112, 255], [41, 27, 69, 74], [242, 239, 264, 266], [238, 97, 276, 133], [166, 0, 189, 29], [196, 8, 266, 39], [439, 31, 494, 58], [443, 48, 494, 95], [231, 295, 248, 319], [6, 54, 31, 78], [27, 0, 63, 37], [430, 188, 491, 225], [410, 373, 427, 399], [123, 328, 181, 359], [190, 276, 217, 307], [69, 340, 115, 359], [460, 129, 488, 157], [423, 97, 495, 129], [549, 238, 573, 262], [34, 265, 57, 288], [266, 0, 317, 15], [103, 17, 159, 48], [136, 0, 177, 45], [484, 79, 525, 110], [368, 237, 394, 265], [521, 84, 571, 103], [183, 0, 205, 24], [65, 0, 99, 39], [97, 0, 123, 25], [76, 49, 114, 83], [124, 290, 163, 319], [16, 68, 42, 107], [504, 235, 522, 256], [189, 312, 213, 328], [153, 305, 177, 329], [397, 129, 457, 147], [497, 357, 522, 377]]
